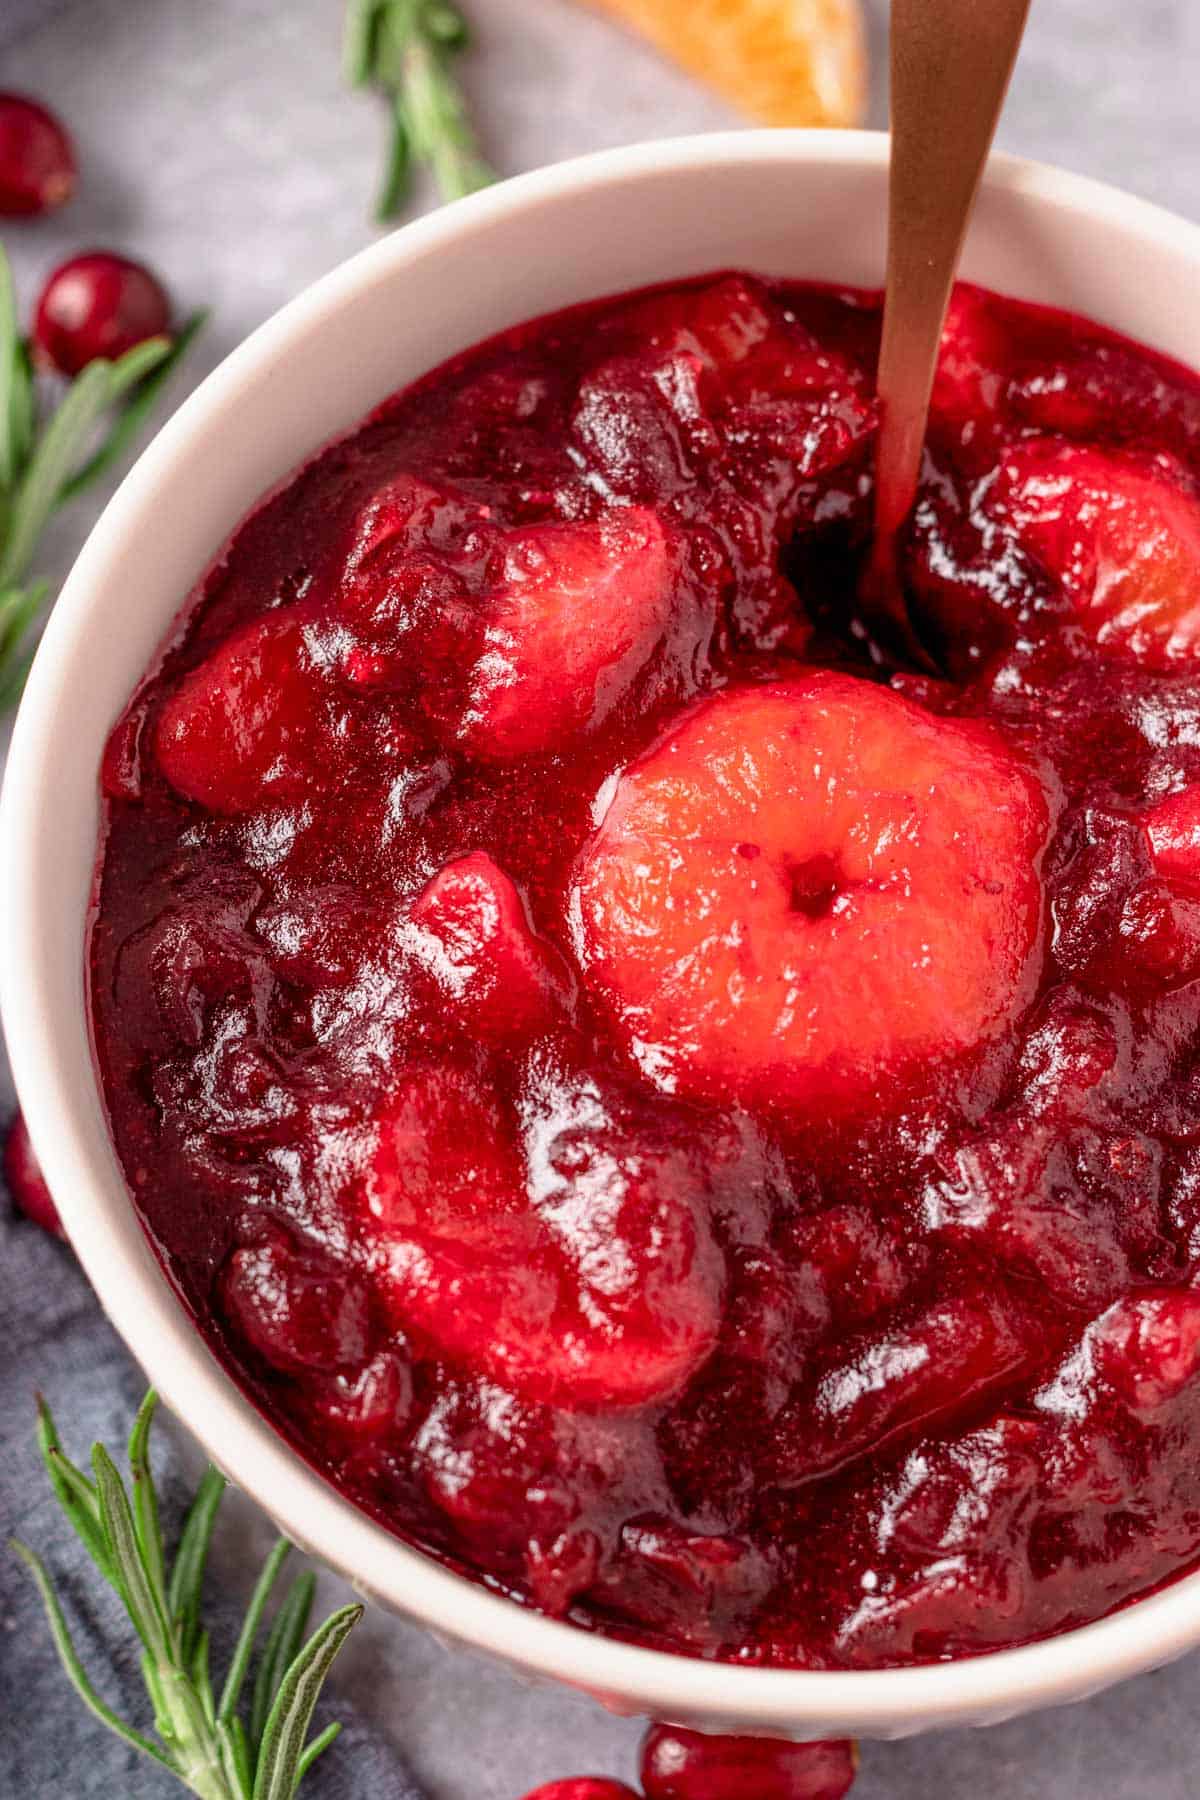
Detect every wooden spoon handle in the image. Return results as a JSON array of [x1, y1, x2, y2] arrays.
[[874, 0, 1031, 561]]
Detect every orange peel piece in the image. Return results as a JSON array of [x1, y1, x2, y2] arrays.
[[587, 0, 867, 129]]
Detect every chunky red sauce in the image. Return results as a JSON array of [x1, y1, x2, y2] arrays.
[[90, 273, 1200, 1667]]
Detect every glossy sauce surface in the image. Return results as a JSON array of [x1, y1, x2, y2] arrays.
[[91, 273, 1200, 1667]]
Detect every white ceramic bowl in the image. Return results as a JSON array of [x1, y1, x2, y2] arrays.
[[7, 130, 1200, 1741]]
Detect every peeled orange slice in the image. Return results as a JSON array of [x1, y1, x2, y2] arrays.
[[588, 0, 867, 129]]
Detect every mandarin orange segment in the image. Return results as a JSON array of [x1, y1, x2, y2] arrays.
[[587, 0, 866, 129], [573, 673, 1051, 1113]]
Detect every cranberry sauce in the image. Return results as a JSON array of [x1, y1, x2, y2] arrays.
[[90, 272, 1200, 1668]]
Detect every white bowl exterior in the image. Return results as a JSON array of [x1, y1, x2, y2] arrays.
[[7, 131, 1200, 1739]]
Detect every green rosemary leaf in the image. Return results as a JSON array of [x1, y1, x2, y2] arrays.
[[91, 1444, 175, 1664], [249, 1571, 315, 1750], [351, 0, 493, 215], [9, 339, 35, 478], [251, 1604, 362, 1800], [10, 1538, 177, 1774], [128, 1390, 167, 1601], [36, 1396, 97, 1503], [0, 578, 48, 668], [0, 605, 41, 709], [107, 332, 173, 400], [142, 1644, 177, 1743], [0, 246, 34, 499], [344, 0, 385, 84], [403, 31, 492, 203], [0, 359, 112, 588], [295, 1720, 341, 1782], [0, 644, 33, 710], [376, 99, 414, 220], [217, 1537, 291, 1724], [423, 3, 469, 50], [0, 245, 21, 492], [192, 1627, 216, 1724], [35, 1395, 113, 1584], [373, 0, 421, 87], [219, 1715, 255, 1800], [57, 310, 207, 507], [168, 1466, 227, 1664]]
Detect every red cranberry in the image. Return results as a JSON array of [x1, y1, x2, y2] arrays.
[[220, 1225, 373, 1374], [33, 252, 171, 377], [4, 1111, 64, 1238], [596, 1518, 770, 1651], [519, 1784, 640, 1800], [640, 1726, 858, 1800], [524, 1525, 602, 1616], [310, 1348, 415, 1441], [787, 1203, 909, 1326], [0, 94, 75, 215], [1092, 1288, 1200, 1417]]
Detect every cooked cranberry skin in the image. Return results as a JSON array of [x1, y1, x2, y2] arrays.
[[309, 1349, 415, 1441], [0, 94, 75, 215], [640, 1727, 857, 1800], [220, 1228, 373, 1374], [33, 252, 170, 377], [519, 1783, 640, 1800], [3, 1112, 64, 1238]]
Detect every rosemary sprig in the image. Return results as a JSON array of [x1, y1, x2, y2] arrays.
[[0, 242, 204, 708], [11, 1392, 362, 1799], [345, 0, 494, 218]]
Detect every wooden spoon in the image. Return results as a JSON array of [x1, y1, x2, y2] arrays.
[[868, 0, 1032, 639]]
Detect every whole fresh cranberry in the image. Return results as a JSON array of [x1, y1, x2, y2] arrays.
[[4, 1112, 65, 1238], [33, 251, 171, 377], [519, 1783, 640, 1800], [640, 1726, 858, 1800], [0, 94, 75, 215]]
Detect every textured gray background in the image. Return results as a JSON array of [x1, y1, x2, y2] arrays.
[[4, 1, 1200, 1795]]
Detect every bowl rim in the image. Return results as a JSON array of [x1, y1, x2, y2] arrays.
[[8, 126, 1200, 1732]]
